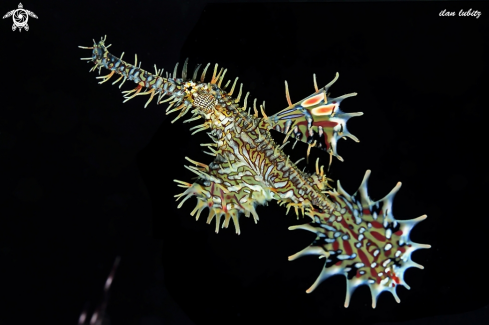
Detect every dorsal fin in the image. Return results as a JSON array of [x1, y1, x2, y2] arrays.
[[268, 73, 362, 162]]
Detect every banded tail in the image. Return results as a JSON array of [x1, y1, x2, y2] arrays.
[[289, 170, 430, 308]]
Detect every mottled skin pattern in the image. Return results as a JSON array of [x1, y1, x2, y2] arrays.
[[178, 100, 334, 234], [80, 36, 430, 308]]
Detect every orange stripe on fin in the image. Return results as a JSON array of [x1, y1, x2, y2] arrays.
[[302, 93, 324, 107], [311, 104, 335, 115]]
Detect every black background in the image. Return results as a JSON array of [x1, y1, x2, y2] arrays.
[[1, 1, 488, 325]]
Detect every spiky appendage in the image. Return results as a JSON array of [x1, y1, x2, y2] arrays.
[[288, 170, 430, 308], [269, 73, 363, 164], [174, 178, 272, 235]]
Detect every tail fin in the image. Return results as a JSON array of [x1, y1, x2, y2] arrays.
[[288, 170, 430, 308]]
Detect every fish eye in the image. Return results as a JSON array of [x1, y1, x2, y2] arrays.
[[183, 82, 196, 94]]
